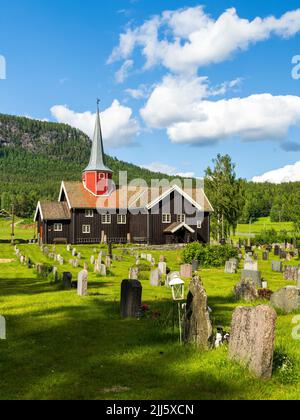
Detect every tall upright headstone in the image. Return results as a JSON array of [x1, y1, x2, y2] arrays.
[[158, 262, 167, 275], [77, 269, 88, 296], [229, 305, 277, 379], [183, 276, 213, 350], [150, 269, 161, 287], [62, 272, 72, 290], [120, 280, 142, 318]]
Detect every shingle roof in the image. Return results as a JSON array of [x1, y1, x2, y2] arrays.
[[38, 201, 71, 221], [61, 182, 214, 212]]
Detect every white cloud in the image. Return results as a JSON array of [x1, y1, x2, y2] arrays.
[[140, 75, 210, 128], [109, 6, 300, 74], [115, 60, 134, 84], [252, 162, 300, 184], [51, 100, 140, 148], [142, 162, 195, 178], [125, 84, 150, 99], [141, 75, 300, 144]]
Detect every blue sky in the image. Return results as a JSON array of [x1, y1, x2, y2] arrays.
[[1, 0, 300, 182]]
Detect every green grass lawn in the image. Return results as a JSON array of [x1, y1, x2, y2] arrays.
[[0, 217, 36, 241], [0, 241, 300, 400], [236, 217, 294, 237]]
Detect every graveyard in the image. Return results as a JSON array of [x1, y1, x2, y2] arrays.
[[0, 232, 300, 400]]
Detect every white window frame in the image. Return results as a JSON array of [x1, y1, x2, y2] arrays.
[[101, 214, 112, 225], [82, 225, 91, 234], [177, 214, 186, 223], [197, 220, 203, 229], [54, 223, 63, 232], [85, 209, 94, 218], [117, 214, 127, 225], [162, 214, 171, 224]]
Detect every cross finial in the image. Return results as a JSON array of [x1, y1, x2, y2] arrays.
[[97, 98, 101, 112]]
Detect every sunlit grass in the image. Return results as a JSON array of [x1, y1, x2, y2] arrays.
[[0, 240, 300, 400]]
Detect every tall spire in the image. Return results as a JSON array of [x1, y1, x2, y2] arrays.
[[84, 100, 112, 173]]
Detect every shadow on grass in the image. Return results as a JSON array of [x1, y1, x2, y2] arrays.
[[0, 299, 248, 400]]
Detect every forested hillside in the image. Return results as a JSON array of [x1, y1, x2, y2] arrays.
[[0, 114, 175, 217]]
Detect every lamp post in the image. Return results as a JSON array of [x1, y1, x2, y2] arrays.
[[169, 276, 185, 344]]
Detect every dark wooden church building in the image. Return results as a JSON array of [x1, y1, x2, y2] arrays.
[[34, 105, 213, 245]]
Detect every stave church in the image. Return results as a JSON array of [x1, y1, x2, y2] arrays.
[[34, 104, 213, 245]]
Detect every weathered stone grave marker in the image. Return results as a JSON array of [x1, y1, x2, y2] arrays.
[[150, 269, 161, 287], [180, 264, 193, 279], [229, 305, 277, 379], [183, 276, 213, 350], [271, 286, 300, 313], [77, 269, 88, 296], [244, 260, 258, 271], [158, 262, 167, 275], [272, 261, 283, 273], [240, 270, 262, 288], [129, 267, 139, 280], [225, 261, 237, 274], [234, 279, 258, 302]]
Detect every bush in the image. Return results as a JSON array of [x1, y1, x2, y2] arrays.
[[183, 243, 239, 268], [252, 229, 300, 246]]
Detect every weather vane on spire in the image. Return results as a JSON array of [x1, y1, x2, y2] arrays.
[[97, 98, 101, 111]]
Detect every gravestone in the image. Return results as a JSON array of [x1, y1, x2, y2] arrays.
[[272, 261, 283, 273], [67, 245, 71, 252], [270, 286, 300, 313], [166, 272, 180, 287], [77, 269, 88, 296], [147, 254, 152, 263], [262, 251, 269, 261], [150, 269, 161, 287], [100, 264, 107, 276], [241, 270, 262, 288], [129, 267, 139, 280], [192, 260, 199, 272], [158, 262, 167, 275], [90, 256, 95, 265], [62, 272, 72, 289], [72, 259, 79, 269], [180, 264, 193, 279], [120, 280, 142, 318], [274, 246, 280, 256], [229, 305, 277, 379], [72, 249, 77, 257], [284, 266, 299, 282], [159, 256, 166, 263], [244, 261, 258, 271], [183, 276, 213, 350], [280, 251, 287, 260], [105, 256, 112, 268], [52, 267, 59, 282], [77, 252, 82, 260], [225, 261, 237, 274], [141, 254, 147, 260], [234, 279, 258, 302]]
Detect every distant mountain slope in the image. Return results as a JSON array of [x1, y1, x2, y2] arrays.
[[0, 113, 175, 217]]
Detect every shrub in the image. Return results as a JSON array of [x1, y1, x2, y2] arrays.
[[183, 243, 239, 268]]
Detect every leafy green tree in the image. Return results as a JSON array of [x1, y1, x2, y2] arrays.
[[205, 154, 245, 240]]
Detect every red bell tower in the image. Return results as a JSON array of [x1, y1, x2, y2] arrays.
[[82, 100, 113, 196]]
